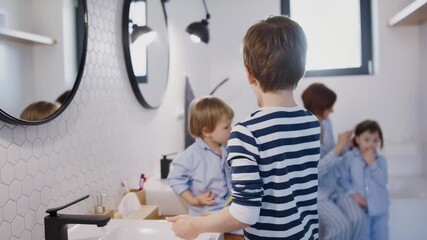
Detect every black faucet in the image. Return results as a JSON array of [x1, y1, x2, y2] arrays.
[[44, 194, 111, 240]]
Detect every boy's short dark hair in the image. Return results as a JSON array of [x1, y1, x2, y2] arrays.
[[301, 83, 337, 117], [243, 16, 307, 91]]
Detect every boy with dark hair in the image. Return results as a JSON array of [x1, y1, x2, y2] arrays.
[[167, 16, 321, 240]]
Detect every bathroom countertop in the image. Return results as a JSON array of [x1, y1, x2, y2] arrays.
[[224, 233, 244, 240]]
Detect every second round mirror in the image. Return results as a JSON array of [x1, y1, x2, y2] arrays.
[[122, 0, 169, 109]]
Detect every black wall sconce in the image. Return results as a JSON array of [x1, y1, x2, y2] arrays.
[[130, 20, 157, 45], [186, 0, 210, 44]]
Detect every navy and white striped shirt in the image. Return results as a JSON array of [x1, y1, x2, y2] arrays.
[[227, 106, 321, 240]]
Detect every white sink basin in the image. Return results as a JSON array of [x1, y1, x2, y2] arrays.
[[68, 219, 223, 240]]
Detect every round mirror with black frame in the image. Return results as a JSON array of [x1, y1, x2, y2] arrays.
[[122, 0, 169, 109], [0, 0, 88, 125]]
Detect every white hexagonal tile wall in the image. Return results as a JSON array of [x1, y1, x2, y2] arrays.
[[36, 125, 48, 141], [3, 200, 17, 223], [36, 206, 46, 225], [38, 154, 49, 174], [53, 137, 63, 153], [0, 184, 9, 207], [11, 215, 24, 237], [33, 173, 45, 192], [24, 210, 36, 231], [29, 192, 41, 211], [49, 152, 59, 170], [19, 142, 32, 162], [43, 138, 53, 156], [22, 176, 34, 197], [25, 127, 37, 144], [14, 161, 27, 181], [44, 170, 55, 188], [27, 157, 40, 180], [9, 180, 22, 201], [0, 146, 6, 168], [51, 183, 61, 202], [1, 163, 15, 185], [0, 222, 11, 240], [6, 144, 20, 165], [32, 139, 43, 158], [41, 187, 51, 206], [17, 196, 29, 217], [12, 127, 25, 146], [0, 127, 13, 148], [58, 119, 67, 137], [20, 230, 31, 240], [31, 224, 43, 240], [48, 123, 58, 139]]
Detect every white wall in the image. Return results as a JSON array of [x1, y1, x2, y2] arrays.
[[208, 0, 424, 177], [420, 22, 427, 174], [0, 0, 35, 117]]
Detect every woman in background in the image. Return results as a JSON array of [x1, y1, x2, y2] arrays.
[[302, 83, 366, 240]]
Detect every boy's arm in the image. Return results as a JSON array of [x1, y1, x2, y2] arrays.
[[167, 207, 249, 239]]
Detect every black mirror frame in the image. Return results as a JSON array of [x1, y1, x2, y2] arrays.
[[122, 0, 170, 109], [0, 0, 89, 125]]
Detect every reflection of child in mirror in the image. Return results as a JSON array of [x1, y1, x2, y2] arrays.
[[56, 90, 72, 105], [167, 96, 234, 216], [20, 101, 60, 121], [340, 120, 389, 240]]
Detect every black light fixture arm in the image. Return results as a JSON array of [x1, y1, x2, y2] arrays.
[[202, 0, 210, 21]]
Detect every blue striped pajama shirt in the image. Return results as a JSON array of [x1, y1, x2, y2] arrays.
[[227, 106, 321, 240], [318, 118, 366, 240], [340, 148, 389, 240]]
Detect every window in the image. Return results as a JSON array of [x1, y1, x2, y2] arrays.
[[281, 0, 373, 77]]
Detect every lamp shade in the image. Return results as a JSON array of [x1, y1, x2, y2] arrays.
[[131, 24, 157, 44], [186, 19, 209, 44]]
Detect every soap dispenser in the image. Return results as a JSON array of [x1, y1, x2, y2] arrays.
[[160, 152, 177, 179], [94, 194, 106, 214]]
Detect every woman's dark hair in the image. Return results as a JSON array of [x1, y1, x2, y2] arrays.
[[352, 120, 384, 149], [301, 83, 336, 118]]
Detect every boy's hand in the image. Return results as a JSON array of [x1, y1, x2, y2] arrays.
[[166, 215, 200, 240], [353, 192, 367, 208], [195, 190, 215, 206]]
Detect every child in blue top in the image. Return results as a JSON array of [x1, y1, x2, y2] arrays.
[[167, 96, 234, 216], [167, 16, 320, 240], [340, 120, 389, 240]]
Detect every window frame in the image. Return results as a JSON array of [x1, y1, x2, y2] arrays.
[[281, 0, 373, 77]]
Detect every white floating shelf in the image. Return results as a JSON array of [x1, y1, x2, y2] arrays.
[[0, 28, 56, 45], [388, 0, 427, 26]]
